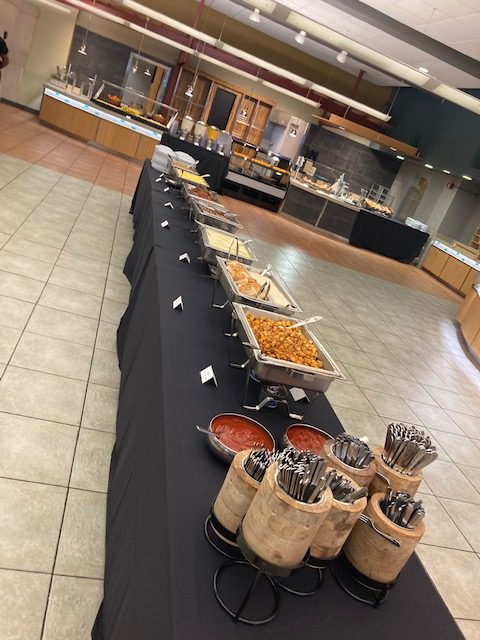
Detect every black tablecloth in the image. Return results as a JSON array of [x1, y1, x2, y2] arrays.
[[349, 209, 429, 263], [161, 132, 229, 193], [92, 161, 462, 640]]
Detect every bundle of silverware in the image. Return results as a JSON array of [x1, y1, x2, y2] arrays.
[[382, 423, 438, 475], [243, 447, 277, 482], [332, 434, 375, 469], [381, 489, 425, 529], [277, 448, 329, 504], [325, 470, 369, 504]]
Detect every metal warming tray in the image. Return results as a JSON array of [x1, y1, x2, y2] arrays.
[[216, 256, 301, 316], [197, 223, 256, 266], [182, 181, 221, 205], [232, 303, 345, 392], [192, 199, 242, 233]]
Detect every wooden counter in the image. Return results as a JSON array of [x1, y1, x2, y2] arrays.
[[39, 86, 164, 162], [422, 241, 480, 297], [457, 286, 480, 359]]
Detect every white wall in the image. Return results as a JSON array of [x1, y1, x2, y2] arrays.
[[389, 159, 459, 232], [0, 0, 39, 102], [438, 188, 480, 245], [0, 0, 77, 107]]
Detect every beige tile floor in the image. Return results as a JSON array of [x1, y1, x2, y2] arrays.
[[1, 149, 480, 638]]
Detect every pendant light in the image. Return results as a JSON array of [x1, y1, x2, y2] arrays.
[[336, 50, 348, 64], [184, 41, 204, 98], [248, 8, 261, 23], [294, 30, 306, 45], [78, 0, 95, 55], [289, 89, 312, 138], [132, 16, 149, 74]]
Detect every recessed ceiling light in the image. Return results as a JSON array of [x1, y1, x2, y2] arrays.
[[425, 163, 433, 169], [418, 66, 429, 73], [336, 50, 348, 64], [249, 8, 261, 22], [389, 146, 397, 151], [396, 155, 405, 160], [338, 126, 346, 130], [442, 169, 450, 174], [463, 175, 473, 180], [295, 30, 306, 45]]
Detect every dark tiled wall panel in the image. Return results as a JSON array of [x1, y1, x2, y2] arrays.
[[302, 126, 401, 194]]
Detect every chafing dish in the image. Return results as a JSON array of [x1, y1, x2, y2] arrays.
[[215, 256, 300, 315], [232, 303, 345, 392], [197, 223, 256, 266], [192, 199, 242, 233], [182, 182, 221, 205]]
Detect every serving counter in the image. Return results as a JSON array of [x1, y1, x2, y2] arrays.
[[282, 179, 360, 238], [39, 86, 164, 161], [92, 160, 463, 640], [457, 285, 480, 359], [422, 240, 480, 296]]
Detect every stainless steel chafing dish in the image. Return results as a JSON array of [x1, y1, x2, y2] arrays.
[[232, 303, 345, 392], [197, 223, 257, 266], [181, 181, 221, 205], [215, 256, 300, 316], [192, 199, 242, 234]]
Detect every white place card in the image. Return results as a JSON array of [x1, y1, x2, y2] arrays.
[[164, 202, 174, 209], [163, 186, 170, 192], [155, 173, 165, 182], [178, 253, 190, 263], [289, 387, 308, 402], [172, 296, 184, 310], [161, 220, 170, 228], [200, 365, 218, 387]]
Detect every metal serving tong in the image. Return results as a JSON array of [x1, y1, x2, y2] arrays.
[[288, 315, 323, 330], [382, 423, 438, 475]]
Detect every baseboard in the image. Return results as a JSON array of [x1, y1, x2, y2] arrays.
[[0, 98, 39, 114]]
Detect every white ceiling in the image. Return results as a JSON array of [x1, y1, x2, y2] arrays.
[[207, 0, 480, 88]]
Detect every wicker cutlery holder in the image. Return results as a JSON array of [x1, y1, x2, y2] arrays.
[[322, 440, 376, 489], [368, 447, 423, 497], [309, 472, 367, 562], [241, 463, 333, 570], [344, 492, 426, 584], [212, 450, 260, 543]]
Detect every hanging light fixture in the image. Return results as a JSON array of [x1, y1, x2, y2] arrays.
[[185, 40, 204, 99], [295, 30, 306, 45], [289, 125, 298, 138], [144, 67, 152, 77], [248, 8, 261, 23], [132, 16, 149, 75], [78, 0, 95, 55], [336, 49, 348, 64]]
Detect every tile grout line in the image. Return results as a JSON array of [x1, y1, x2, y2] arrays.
[[38, 151, 129, 640]]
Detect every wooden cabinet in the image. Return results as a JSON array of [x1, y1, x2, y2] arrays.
[[422, 246, 449, 276], [470, 330, 480, 358], [460, 268, 477, 297], [438, 256, 471, 291], [96, 120, 141, 157], [40, 94, 99, 141]]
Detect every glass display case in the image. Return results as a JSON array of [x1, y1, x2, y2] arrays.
[[92, 80, 178, 131], [229, 140, 291, 190]]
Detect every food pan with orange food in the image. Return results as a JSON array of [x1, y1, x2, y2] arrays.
[[232, 303, 345, 392]]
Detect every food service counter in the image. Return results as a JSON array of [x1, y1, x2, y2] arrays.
[[282, 180, 360, 237], [92, 160, 463, 640], [39, 86, 163, 161], [422, 240, 480, 296], [457, 285, 480, 360]]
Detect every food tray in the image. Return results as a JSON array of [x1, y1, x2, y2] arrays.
[[182, 182, 221, 204], [197, 223, 256, 266], [216, 256, 300, 316], [192, 199, 242, 234], [232, 303, 345, 392], [174, 168, 209, 187]]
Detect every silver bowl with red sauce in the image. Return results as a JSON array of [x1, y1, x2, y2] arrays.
[[208, 413, 275, 463], [282, 423, 333, 456]]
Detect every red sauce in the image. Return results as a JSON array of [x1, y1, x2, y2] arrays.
[[287, 425, 331, 455], [211, 415, 274, 452]]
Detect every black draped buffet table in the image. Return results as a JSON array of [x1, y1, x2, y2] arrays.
[[349, 209, 430, 264], [161, 132, 229, 193], [92, 161, 462, 640]]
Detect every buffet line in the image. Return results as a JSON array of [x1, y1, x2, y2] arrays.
[[151, 144, 440, 622]]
